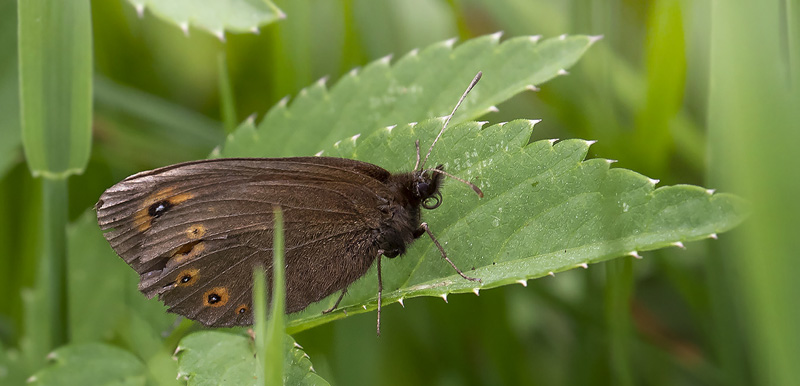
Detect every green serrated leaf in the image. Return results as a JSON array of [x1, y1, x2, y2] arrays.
[[127, 0, 285, 38], [282, 118, 746, 332], [175, 331, 328, 386], [218, 34, 598, 158], [28, 343, 147, 386]]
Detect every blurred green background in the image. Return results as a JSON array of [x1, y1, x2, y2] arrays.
[[1, 0, 798, 385]]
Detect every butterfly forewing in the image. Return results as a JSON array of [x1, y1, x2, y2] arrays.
[[96, 157, 394, 326]]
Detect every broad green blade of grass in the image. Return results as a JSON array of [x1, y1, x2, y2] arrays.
[[264, 207, 286, 385], [217, 34, 599, 158], [18, 0, 92, 178], [126, 0, 285, 38], [0, 0, 20, 179], [708, 1, 800, 385], [175, 331, 328, 385], [278, 118, 746, 332], [27, 343, 147, 386], [217, 53, 238, 133]]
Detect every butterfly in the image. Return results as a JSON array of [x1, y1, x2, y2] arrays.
[[95, 73, 483, 334]]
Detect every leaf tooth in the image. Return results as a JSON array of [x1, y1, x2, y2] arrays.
[[378, 53, 393, 65], [27, 376, 37, 383], [408, 48, 419, 57], [440, 293, 449, 303], [530, 35, 543, 43], [709, 233, 719, 239], [585, 139, 597, 147], [548, 271, 555, 277], [398, 297, 405, 307], [472, 288, 480, 296], [526, 84, 540, 92], [477, 121, 489, 128], [588, 35, 604, 44], [489, 31, 504, 43], [706, 188, 716, 195], [442, 37, 458, 48], [250, 26, 260, 35], [648, 178, 660, 186], [385, 124, 396, 132], [333, 140, 341, 148], [578, 262, 589, 269], [350, 133, 360, 143], [408, 121, 418, 128], [362, 305, 367, 310], [672, 241, 686, 249], [628, 251, 643, 259], [179, 22, 190, 36], [498, 121, 508, 127], [213, 29, 226, 42], [303, 353, 310, 359], [516, 279, 528, 287], [548, 138, 559, 145], [294, 342, 303, 349], [316, 75, 329, 88], [557, 68, 569, 76], [348, 67, 360, 77], [134, 3, 145, 18], [486, 105, 499, 113], [277, 95, 289, 108], [528, 119, 542, 127], [559, 34, 568, 40], [314, 150, 324, 157], [245, 113, 257, 125], [605, 159, 618, 164], [46, 351, 58, 360]]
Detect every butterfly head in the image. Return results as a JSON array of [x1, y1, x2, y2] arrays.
[[414, 165, 446, 210]]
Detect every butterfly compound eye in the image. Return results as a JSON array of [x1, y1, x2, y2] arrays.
[[416, 182, 430, 197]]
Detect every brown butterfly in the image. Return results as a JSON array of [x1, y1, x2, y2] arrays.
[[95, 73, 483, 334]]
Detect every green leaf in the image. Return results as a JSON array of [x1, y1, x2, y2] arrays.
[[212, 33, 745, 332], [175, 331, 328, 386], [127, 0, 285, 38], [18, 0, 92, 178], [283, 118, 746, 332], [217, 34, 599, 158], [28, 343, 147, 386]]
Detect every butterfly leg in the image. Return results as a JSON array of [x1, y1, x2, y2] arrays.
[[322, 288, 348, 314], [418, 223, 482, 283]]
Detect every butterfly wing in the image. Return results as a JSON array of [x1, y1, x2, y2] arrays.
[[96, 157, 394, 326]]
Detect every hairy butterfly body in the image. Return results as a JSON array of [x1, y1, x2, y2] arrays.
[[95, 73, 483, 333]]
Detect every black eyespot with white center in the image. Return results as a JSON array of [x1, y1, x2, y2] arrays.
[[148, 200, 173, 218], [208, 293, 221, 304]]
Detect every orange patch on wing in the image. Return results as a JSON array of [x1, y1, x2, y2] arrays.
[[166, 241, 206, 269], [133, 186, 195, 232], [203, 287, 229, 307], [185, 224, 207, 239], [175, 268, 200, 287]]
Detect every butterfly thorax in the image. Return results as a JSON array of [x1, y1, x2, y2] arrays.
[[378, 167, 444, 258]]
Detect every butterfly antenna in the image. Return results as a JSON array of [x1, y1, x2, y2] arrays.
[[419, 71, 482, 171], [425, 168, 484, 198]]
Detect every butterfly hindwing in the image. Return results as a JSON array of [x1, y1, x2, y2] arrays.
[[96, 157, 395, 326]]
